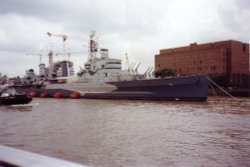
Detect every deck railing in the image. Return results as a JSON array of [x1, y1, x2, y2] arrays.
[[0, 145, 88, 167]]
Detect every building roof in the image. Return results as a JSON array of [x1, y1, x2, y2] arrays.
[[159, 40, 248, 55]]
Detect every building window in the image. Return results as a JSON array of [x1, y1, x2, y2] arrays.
[[243, 44, 247, 51], [211, 66, 216, 70], [233, 74, 236, 82], [237, 73, 241, 83]]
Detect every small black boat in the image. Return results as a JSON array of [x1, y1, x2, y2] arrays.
[[0, 85, 32, 105]]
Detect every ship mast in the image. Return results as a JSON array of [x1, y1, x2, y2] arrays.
[[89, 31, 98, 61]]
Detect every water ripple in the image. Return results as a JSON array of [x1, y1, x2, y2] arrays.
[[0, 97, 250, 167]]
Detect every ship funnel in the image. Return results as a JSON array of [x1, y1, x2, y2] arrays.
[[39, 64, 46, 76], [100, 48, 109, 59]]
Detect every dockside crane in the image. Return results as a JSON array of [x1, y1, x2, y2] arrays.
[[26, 53, 43, 65], [47, 32, 69, 60], [47, 32, 87, 60]]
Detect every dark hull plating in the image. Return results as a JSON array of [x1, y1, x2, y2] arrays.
[[84, 75, 209, 101], [0, 94, 32, 105], [14, 75, 210, 101]]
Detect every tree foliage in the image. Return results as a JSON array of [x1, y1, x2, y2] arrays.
[[155, 68, 175, 78]]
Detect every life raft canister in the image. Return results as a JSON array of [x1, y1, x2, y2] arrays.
[[70, 92, 81, 99], [54, 92, 63, 98], [40, 92, 49, 98]]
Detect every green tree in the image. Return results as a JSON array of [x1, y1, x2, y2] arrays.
[[155, 68, 175, 78]]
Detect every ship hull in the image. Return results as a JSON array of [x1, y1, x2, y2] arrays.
[[84, 75, 209, 101], [14, 75, 209, 101], [13, 83, 116, 98], [83, 92, 207, 101]]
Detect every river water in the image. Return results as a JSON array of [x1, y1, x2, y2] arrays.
[[0, 97, 250, 167]]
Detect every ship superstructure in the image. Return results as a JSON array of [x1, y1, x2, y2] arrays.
[[75, 31, 144, 84], [15, 31, 209, 101], [42, 30, 147, 93]]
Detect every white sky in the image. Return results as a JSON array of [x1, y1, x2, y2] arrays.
[[0, 0, 250, 77]]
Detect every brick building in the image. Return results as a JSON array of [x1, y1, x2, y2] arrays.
[[155, 40, 250, 87]]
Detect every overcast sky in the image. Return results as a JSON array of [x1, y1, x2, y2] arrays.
[[0, 0, 250, 77]]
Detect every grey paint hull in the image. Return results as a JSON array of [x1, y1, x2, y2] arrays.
[[14, 75, 210, 101], [83, 75, 209, 101]]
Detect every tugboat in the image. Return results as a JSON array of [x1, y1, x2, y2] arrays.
[[0, 85, 32, 105]]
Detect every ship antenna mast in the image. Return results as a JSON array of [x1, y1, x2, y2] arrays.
[[89, 31, 98, 61], [124, 53, 130, 70]]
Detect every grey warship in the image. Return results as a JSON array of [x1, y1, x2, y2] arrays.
[[14, 31, 210, 101]]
